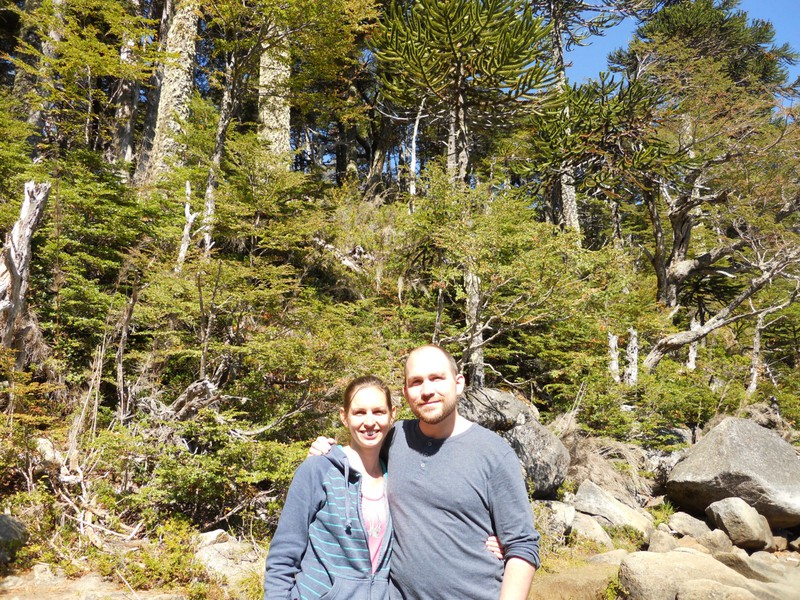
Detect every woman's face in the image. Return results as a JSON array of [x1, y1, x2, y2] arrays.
[[340, 386, 396, 452]]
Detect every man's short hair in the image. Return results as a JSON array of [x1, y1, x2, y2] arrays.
[[404, 345, 459, 379]]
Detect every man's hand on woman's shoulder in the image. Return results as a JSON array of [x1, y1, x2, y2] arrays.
[[308, 436, 335, 457]]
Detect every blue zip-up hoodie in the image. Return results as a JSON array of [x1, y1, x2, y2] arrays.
[[264, 446, 392, 600]]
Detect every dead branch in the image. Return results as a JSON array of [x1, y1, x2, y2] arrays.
[[0, 181, 51, 351]]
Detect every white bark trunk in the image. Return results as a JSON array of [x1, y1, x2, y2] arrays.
[[258, 42, 291, 157], [175, 181, 198, 273], [463, 267, 484, 388], [409, 97, 426, 199], [0, 181, 51, 348], [550, 9, 580, 242], [623, 328, 638, 386], [745, 312, 764, 398], [608, 332, 620, 383], [135, 0, 198, 186]]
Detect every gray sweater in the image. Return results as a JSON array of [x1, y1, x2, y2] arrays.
[[385, 420, 540, 600]]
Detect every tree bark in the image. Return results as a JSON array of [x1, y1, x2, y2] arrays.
[[685, 313, 700, 371], [202, 55, 237, 256], [175, 182, 198, 273], [107, 0, 142, 172], [463, 267, 485, 388], [408, 98, 426, 199], [608, 332, 620, 383], [446, 85, 469, 183], [258, 40, 291, 157], [134, 0, 173, 182], [134, 0, 198, 186], [549, 6, 581, 242], [745, 312, 764, 398], [116, 285, 139, 422], [0, 181, 51, 350], [623, 328, 638, 386]]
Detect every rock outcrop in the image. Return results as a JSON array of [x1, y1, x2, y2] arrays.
[[618, 550, 798, 600], [460, 387, 569, 497], [0, 515, 28, 565], [705, 497, 772, 550], [666, 418, 800, 528], [574, 480, 654, 541]]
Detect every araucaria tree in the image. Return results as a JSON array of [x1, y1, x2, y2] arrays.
[[373, 0, 553, 182]]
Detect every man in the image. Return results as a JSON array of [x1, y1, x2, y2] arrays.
[[313, 344, 540, 599]]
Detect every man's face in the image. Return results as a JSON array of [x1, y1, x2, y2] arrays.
[[403, 347, 465, 426]]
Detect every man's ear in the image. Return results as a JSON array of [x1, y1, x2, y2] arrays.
[[455, 373, 465, 394]]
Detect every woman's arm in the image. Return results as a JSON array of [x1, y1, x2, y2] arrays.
[[263, 458, 326, 599]]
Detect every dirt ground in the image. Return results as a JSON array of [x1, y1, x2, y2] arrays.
[[530, 560, 619, 600]]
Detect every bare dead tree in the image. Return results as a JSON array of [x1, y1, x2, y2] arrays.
[[0, 181, 51, 355]]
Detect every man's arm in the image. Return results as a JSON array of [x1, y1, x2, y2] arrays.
[[499, 557, 536, 600]]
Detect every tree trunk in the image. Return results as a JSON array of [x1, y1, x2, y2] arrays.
[[258, 41, 291, 157], [550, 11, 581, 242], [745, 312, 764, 398], [623, 328, 638, 386], [446, 86, 469, 183], [107, 3, 142, 172], [116, 285, 139, 423], [644, 181, 668, 305], [135, 0, 173, 183], [175, 181, 198, 273], [202, 55, 237, 256], [408, 98, 426, 199], [463, 267, 484, 388], [0, 182, 51, 350], [608, 332, 620, 383], [134, 0, 198, 186]]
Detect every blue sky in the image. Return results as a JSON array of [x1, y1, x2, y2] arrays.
[[565, 0, 800, 84]]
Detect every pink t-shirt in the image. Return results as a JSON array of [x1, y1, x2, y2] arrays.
[[361, 487, 388, 573]]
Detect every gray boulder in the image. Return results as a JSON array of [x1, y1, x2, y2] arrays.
[[0, 515, 28, 564], [588, 548, 629, 566], [648, 530, 678, 553], [675, 579, 759, 600], [668, 511, 711, 539], [705, 497, 772, 550], [571, 512, 614, 549], [667, 418, 800, 528], [618, 550, 793, 600], [713, 551, 799, 585], [697, 529, 734, 554], [460, 387, 569, 497], [533, 500, 575, 538], [194, 531, 263, 590], [574, 480, 654, 541]]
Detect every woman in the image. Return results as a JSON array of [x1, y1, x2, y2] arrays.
[[264, 375, 396, 599]]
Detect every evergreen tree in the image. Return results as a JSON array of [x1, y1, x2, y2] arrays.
[[373, 0, 553, 181]]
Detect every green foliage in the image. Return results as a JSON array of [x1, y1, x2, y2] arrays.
[[11, 0, 157, 149], [604, 524, 646, 552], [0, 92, 41, 212], [601, 575, 627, 600], [647, 498, 675, 527], [88, 518, 212, 590]]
